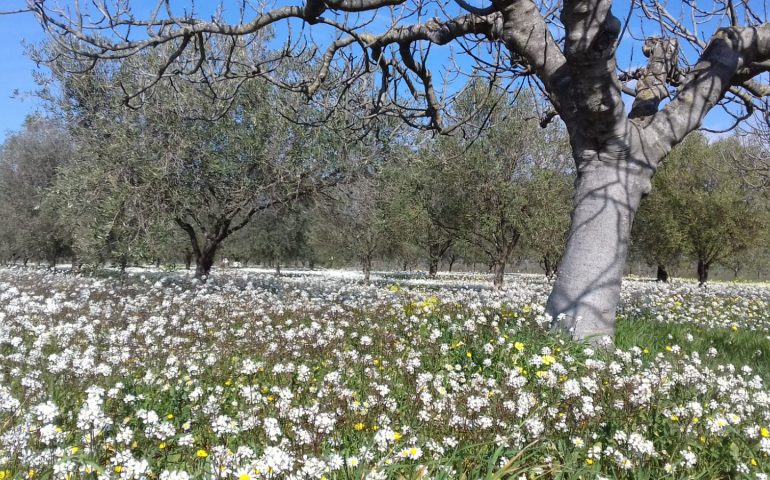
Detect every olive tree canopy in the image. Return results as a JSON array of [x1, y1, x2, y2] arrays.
[[10, 0, 770, 342]]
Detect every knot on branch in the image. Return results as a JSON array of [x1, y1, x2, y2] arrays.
[[641, 37, 678, 64], [562, 2, 621, 61], [630, 37, 680, 121]]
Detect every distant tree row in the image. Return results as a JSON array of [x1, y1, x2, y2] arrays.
[[1, 39, 770, 285]]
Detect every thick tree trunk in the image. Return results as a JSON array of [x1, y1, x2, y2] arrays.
[[448, 255, 456, 272], [656, 264, 669, 282], [195, 243, 218, 280], [697, 259, 710, 286], [427, 239, 451, 278], [492, 261, 505, 289], [543, 255, 556, 279], [428, 258, 439, 278], [548, 154, 652, 342]]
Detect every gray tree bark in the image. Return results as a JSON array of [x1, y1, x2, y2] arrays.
[[492, 261, 505, 289], [546, 139, 652, 340]]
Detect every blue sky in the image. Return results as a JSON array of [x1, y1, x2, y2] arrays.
[[0, 9, 45, 140], [0, 0, 758, 141]]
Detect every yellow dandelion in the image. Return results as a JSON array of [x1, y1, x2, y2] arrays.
[[196, 449, 208, 458]]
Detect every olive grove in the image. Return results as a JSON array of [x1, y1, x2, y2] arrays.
[[7, 0, 770, 341]]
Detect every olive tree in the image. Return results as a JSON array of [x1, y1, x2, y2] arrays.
[[312, 177, 393, 282], [15, 0, 770, 341], [519, 166, 574, 279], [645, 133, 767, 285], [381, 151, 457, 277], [227, 205, 313, 274], [631, 189, 686, 283], [426, 88, 568, 288], [41, 41, 351, 279], [0, 116, 74, 267]]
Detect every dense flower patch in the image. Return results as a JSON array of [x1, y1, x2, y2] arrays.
[[1, 267, 769, 479]]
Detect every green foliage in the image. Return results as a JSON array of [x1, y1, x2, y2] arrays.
[[633, 132, 770, 280], [0, 116, 74, 265], [416, 85, 573, 281]]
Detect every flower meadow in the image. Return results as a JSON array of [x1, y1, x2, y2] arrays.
[[1, 268, 770, 479]]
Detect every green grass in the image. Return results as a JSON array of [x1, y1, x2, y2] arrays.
[[616, 314, 770, 380]]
